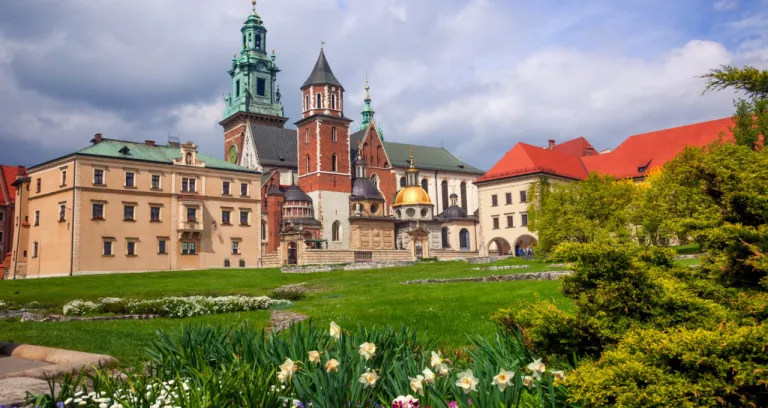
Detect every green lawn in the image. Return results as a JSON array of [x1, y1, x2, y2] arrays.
[[0, 258, 569, 363]]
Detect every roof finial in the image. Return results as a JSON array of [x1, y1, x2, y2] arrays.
[[252, 0, 256, 12], [409, 146, 414, 167], [321, 41, 325, 49]]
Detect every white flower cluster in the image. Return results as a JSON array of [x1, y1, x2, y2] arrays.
[[62, 295, 292, 317], [60, 379, 192, 408], [0, 300, 7, 310]]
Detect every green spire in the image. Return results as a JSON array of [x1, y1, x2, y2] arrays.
[[358, 80, 383, 139], [223, 1, 284, 120]]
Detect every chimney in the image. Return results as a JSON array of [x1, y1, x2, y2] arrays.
[[548, 139, 556, 150], [144, 140, 156, 147], [91, 133, 103, 144]]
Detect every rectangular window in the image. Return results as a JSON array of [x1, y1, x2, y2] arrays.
[[182, 241, 197, 255], [239, 259, 246, 267], [241, 183, 248, 197], [492, 217, 500, 230], [151, 175, 161, 190], [187, 207, 197, 222], [125, 172, 135, 187], [158, 239, 167, 254], [150, 207, 161, 222], [92, 203, 104, 219], [505, 193, 512, 205], [94, 169, 104, 185], [261, 222, 267, 240], [181, 178, 196, 193], [232, 240, 240, 254], [520, 191, 527, 203], [0, 210, 4, 222], [34, 210, 40, 226], [35, 178, 41, 193], [0, 231, 3, 244], [123, 205, 135, 221], [235, 80, 241, 98], [222, 210, 231, 224], [521, 213, 529, 227], [491, 195, 498, 207], [240, 211, 249, 225], [126, 241, 136, 256], [103, 240, 113, 256], [224, 259, 231, 267], [59, 204, 66, 221], [61, 169, 67, 186], [32, 241, 39, 258], [507, 215, 515, 228], [256, 78, 266, 96], [222, 181, 231, 195]]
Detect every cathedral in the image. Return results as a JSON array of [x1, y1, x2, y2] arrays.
[[221, 2, 481, 265]]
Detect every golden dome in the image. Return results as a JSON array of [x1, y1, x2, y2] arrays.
[[394, 186, 432, 207]]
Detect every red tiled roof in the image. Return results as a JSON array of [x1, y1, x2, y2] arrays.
[[475, 117, 734, 184], [551, 136, 596, 158], [582, 117, 733, 179], [1, 165, 25, 204], [474, 142, 588, 183]]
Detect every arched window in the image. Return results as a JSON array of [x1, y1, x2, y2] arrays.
[[441, 227, 449, 249], [304, 94, 310, 111], [441, 181, 449, 211], [406, 208, 416, 218], [370, 173, 378, 188], [332, 221, 341, 242], [332, 127, 337, 143], [421, 179, 428, 193], [400, 177, 406, 188], [460, 228, 470, 250], [316, 93, 322, 109], [306, 155, 311, 173], [305, 129, 309, 144], [331, 94, 337, 110], [460, 182, 467, 211], [331, 154, 337, 172]]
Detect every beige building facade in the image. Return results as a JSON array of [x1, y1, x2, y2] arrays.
[[9, 136, 262, 278]]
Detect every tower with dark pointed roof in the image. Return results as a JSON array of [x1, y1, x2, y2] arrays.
[[295, 47, 354, 250]]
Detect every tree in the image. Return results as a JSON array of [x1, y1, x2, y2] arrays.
[[528, 173, 636, 253]]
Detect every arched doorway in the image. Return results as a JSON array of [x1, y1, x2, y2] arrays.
[[459, 229, 470, 251], [514, 234, 538, 257], [287, 241, 298, 265], [488, 237, 511, 256]]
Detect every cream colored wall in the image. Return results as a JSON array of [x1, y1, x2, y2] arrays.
[[393, 168, 481, 215], [13, 154, 261, 277], [443, 220, 478, 252], [477, 175, 540, 255]]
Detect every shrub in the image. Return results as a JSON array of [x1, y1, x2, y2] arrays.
[[269, 288, 307, 302]]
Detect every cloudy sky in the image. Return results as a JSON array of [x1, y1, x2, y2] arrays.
[[0, 0, 766, 170]]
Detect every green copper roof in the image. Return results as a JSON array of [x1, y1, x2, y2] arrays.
[[76, 139, 258, 173]]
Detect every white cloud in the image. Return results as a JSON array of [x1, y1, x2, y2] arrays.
[[714, 0, 739, 11]]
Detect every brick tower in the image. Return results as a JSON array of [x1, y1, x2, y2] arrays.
[[295, 47, 353, 249]]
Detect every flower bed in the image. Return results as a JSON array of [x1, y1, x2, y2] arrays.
[[61, 295, 292, 318]]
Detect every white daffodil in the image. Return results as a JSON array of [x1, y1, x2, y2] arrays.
[[492, 369, 515, 392], [308, 350, 321, 364], [358, 342, 377, 360], [455, 369, 479, 394], [278, 358, 299, 383], [409, 375, 425, 396], [552, 370, 566, 381], [330, 321, 341, 340], [527, 358, 546, 379], [325, 358, 340, 373], [523, 375, 536, 388], [438, 363, 451, 377], [430, 351, 443, 369], [359, 370, 379, 388], [422, 368, 436, 383]]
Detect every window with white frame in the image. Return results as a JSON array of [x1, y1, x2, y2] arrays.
[[150, 206, 161, 222], [126, 240, 137, 256], [316, 93, 322, 109], [332, 127, 337, 143], [223, 181, 231, 195], [32, 241, 39, 258], [232, 239, 241, 254], [60, 169, 67, 186], [240, 210, 249, 225], [59, 203, 66, 221], [123, 205, 135, 221], [0, 209, 6, 222], [151, 174, 161, 190], [103, 239, 113, 256], [125, 171, 135, 187], [158, 238, 168, 254], [93, 169, 105, 185], [241, 183, 249, 197], [182, 241, 197, 255], [181, 177, 196, 192], [92, 203, 105, 220], [34, 210, 40, 226]]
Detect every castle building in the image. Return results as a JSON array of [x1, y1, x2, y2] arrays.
[[475, 117, 735, 256], [8, 135, 261, 278], [219, 3, 483, 265], [0, 165, 25, 277]]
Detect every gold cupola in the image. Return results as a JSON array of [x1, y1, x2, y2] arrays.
[[393, 147, 432, 207]]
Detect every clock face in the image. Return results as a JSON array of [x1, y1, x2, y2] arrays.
[[228, 145, 238, 164]]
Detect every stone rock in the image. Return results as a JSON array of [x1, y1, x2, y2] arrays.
[[471, 265, 529, 271], [0, 377, 57, 406], [402, 271, 573, 285], [270, 310, 309, 333]]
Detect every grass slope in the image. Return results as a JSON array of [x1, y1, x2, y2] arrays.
[[0, 258, 569, 363]]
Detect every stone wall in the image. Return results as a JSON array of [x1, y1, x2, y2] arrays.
[[282, 259, 415, 274], [465, 255, 513, 264], [431, 250, 479, 260], [262, 252, 282, 268]]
